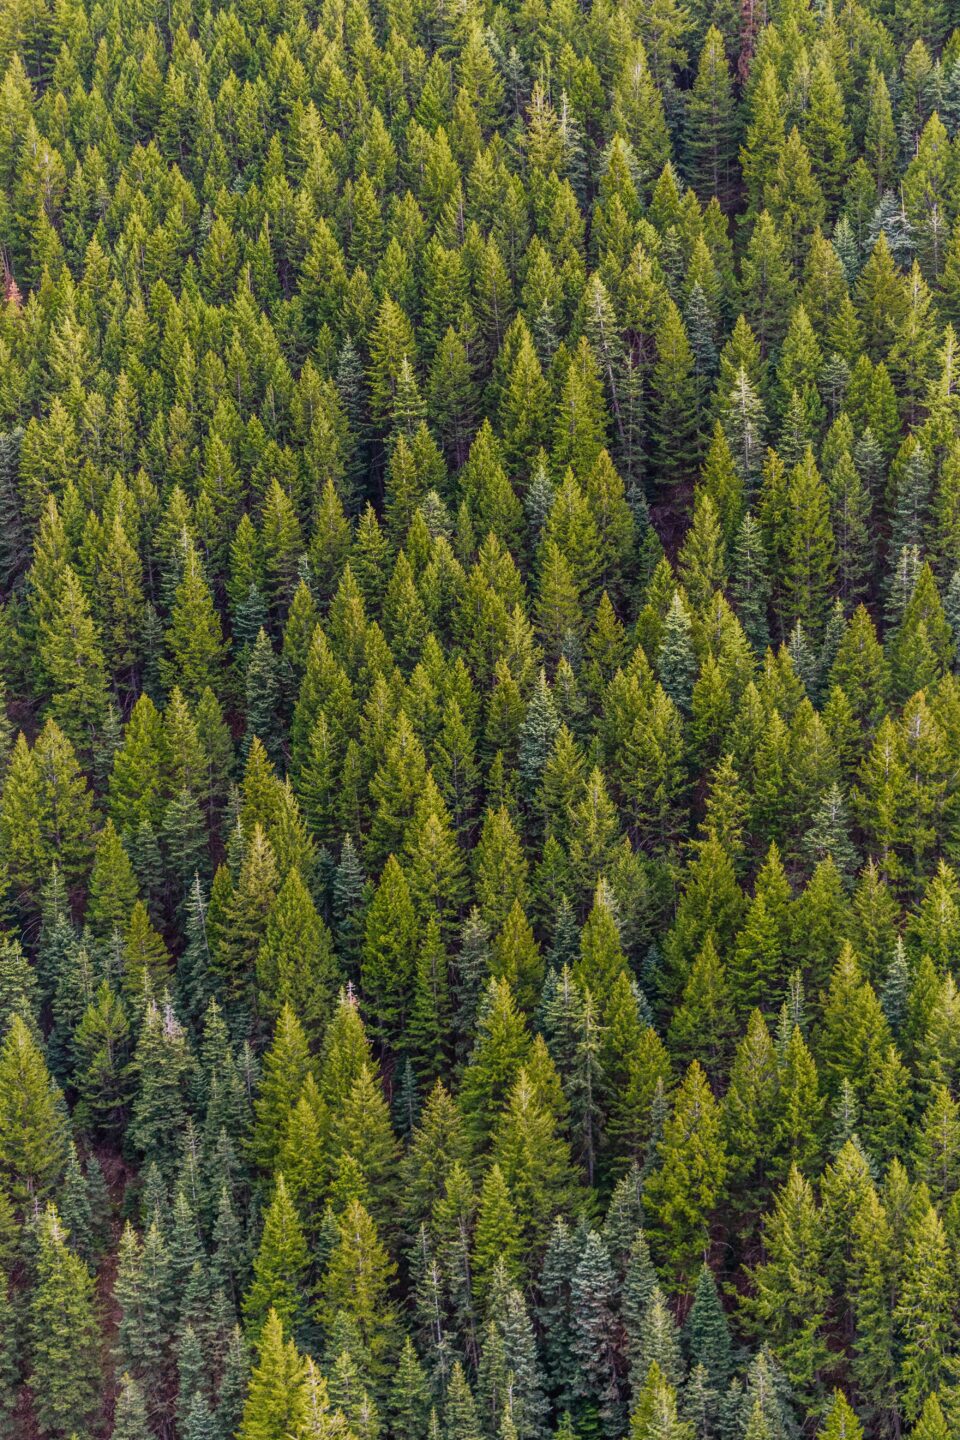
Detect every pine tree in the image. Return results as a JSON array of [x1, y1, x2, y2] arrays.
[[129, 998, 195, 1179], [658, 593, 697, 712], [829, 443, 874, 604], [361, 855, 418, 1048], [257, 868, 339, 1043], [108, 692, 167, 839], [177, 877, 215, 1028], [774, 450, 837, 640], [488, 1284, 550, 1440], [910, 1394, 951, 1440], [399, 1080, 471, 1245], [219, 1328, 251, 1439], [459, 978, 532, 1152], [685, 28, 737, 208], [29, 1204, 101, 1437], [915, 1084, 960, 1206], [668, 936, 735, 1084], [803, 56, 850, 214], [240, 1309, 308, 1440], [567, 1232, 627, 1434], [183, 1392, 220, 1440], [446, 1361, 482, 1440], [679, 493, 727, 617], [492, 1057, 576, 1259], [112, 1373, 151, 1440], [175, 1323, 207, 1434], [722, 1008, 780, 1223], [847, 1183, 896, 1423], [123, 900, 171, 1007], [816, 1394, 863, 1439], [389, 1337, 431, 1440], [1, 721, 95, 900], [332, 837, 369, 974], [518, 671, 560, 798], [0, 1275, 16, 1440], [628, 1362, 693, 1440], [610, 42, 671, 190], [161, 541, 228, 702], [894, 1203, 954, 1421], [537, 1216, 578, 1414], [472, 1162, 523, 1310], [728, 890, 786, 1017], [59, 1141, 99, 1266], [740, 1167, 830, 1404], [329, 1061, 399, 1228], [0, 429, 25, 591], [244, 1174, 311, 1339], [681, 1364, 718, 1440], [251, 1003, 313, 1174], [645, 1063, 726, 1288], [741, 61, 786, 213], [87, 819, 139, 939], [316, 1199, 398, 1390], [40, 563, 109, 754], [740, 216, 794, 357], [624, 1221, 662, 1353], [0, 935, 39, 1039], [889, 441, 932, 559], [651, 303, 699, 484], [731, 512, 771, 652], [684, 1264, 733, 1394], [631, 1285, 684, 1398], [213, 824, 279, 1025], [113, 1218, 174, 1416], [409, 918, 453, 1079], [0, 1014, 67, 1213], [243, 628, 282, 763]]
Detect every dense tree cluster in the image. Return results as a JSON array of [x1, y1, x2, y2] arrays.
[[6, 0, 960, 1433]]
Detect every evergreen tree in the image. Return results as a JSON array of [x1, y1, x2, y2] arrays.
[[40, 564, 109, 754], [244, 1174, 311, 1339], [29, 1204, 101, 1437], [1, 721, 95, 899], [362, 855, 419, 1047], [629, 1363, 693, 1440], [3, 13, 960, 1439], [631, 1286, 684, 1395], [658, 594, 698, 713], [161, 542, 228, 702], [473, 1163, 523, 1309], [389, 1337, 431, 1440], [645, 1063, 726, 1288], [112, 1374, 151, 1440], [685, 29, 737, 208], [0, 1276, 16, 1440], [0, 1014, 67, 1212], [128, 999, 195, 1179], [240, 1309, 308, 1440], [894, 1204, 954, 1421], [741, 1168, 830, 1404], [460, 979, 532, 1152], [684, 1264, 733, 1394], [316, 1198, 398, 1387]]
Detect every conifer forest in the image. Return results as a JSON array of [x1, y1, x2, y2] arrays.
[[12, 0, 960, 1436]]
